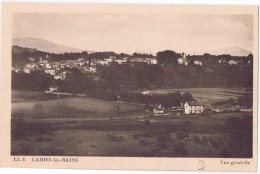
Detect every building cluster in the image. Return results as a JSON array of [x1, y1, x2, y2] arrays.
[[12, 55, 158, 80], [177, 53, 203, 66], [91, 56, 157, 66], [218, 59, 252, 65], [153, 100, 213, 115], [177, 53, 253, 66]]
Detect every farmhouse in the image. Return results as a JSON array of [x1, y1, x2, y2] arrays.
[[184, 101, 204, 114]]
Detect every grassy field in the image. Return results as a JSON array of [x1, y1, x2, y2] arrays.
[[12, 97, 142, 118], [11, 113, 252, 157], [11, 89, 252, 157], [12, 90, 57, 102], [149, 88, 252, 104]]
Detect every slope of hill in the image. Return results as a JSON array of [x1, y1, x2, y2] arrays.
[[12, 38, 82, 54], [191, 46, 251, 57], [12, 45, 40, 54]]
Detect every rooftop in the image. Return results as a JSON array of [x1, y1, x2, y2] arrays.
[[186, 100, 204, 106]]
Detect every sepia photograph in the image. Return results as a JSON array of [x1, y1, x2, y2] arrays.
[[10, 12, 255, 158], [1, 2, 258, 171]]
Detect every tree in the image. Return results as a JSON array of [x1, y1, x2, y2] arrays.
[[173, 91, 182, 106], [156, 50, 181, 65], [182, 92, 193, 103]]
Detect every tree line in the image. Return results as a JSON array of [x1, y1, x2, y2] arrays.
[[118, 91, 193, 108]]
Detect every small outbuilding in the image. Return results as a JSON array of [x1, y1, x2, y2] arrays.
[[153, 105, 165, 114]]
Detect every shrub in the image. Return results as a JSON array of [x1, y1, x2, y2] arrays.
[[106, 134, 124, 142], [210, 138, 220, 150], [33, 103, 44, 114], [144, 120, 151, 126], [192, 135, 201, 143], [157, 134, 172, 143], [201, 136, 209, 145], [139, 138, 150, 146], [219, 149, 232, 158], [174, 142, 188, 156], [36, 136, 53, 142], [133, 133, 142, 139], [142, 131, 153, 138], [177, 131, 189, 140]]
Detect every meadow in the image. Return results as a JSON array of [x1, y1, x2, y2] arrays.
[[12, 93, 142, 119], [11, 89, 253, 157], [149, 88, 252, 104], [11, 113, 252, 157]]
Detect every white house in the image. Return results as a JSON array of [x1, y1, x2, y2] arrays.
[[142, 90, 152, 96], [115, 59, 126, 64], [12, 68, 21, 73], [54, 74, 65, 80], [23, 68, 31, 74], [25, 63, 37, 69], [150, 58, 158, 64], [28, 57, 35, 62], [97, 60, 109, 65], [44, 69, 56, 76], [228, 60, 238, 65], [52, 62, 60, 68], [89, 66, 97, 73], [218, 59, 225, 64], [78, 57, 85, 61], [194, 60, 203, 66], [177, 53, 188, 65], [84, 66, 97, 73], [184, 101, 204, 114], [45, 63, 52, 69], [48, 86, 58, 92], [39, 60, 48, 67]]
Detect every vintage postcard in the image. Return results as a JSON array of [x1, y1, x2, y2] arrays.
[[0, 3, 258, 172]]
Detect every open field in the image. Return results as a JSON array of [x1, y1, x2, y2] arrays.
[[149, 88, 252, 104], [11, 89, 253, 157], [12, 96, 142, 118], [12, 90, 57, 102], [11, 112, 252, 157]]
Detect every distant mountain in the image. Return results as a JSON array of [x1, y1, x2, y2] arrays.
[[12, 38, 83, 54], [191, 46, 251, 57]]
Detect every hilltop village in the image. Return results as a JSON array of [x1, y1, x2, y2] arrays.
[[11, 47, 253, 117], [12, 52, 252, 80]]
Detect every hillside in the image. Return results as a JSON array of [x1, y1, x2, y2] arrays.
[[191, 46, 251, 57], [13, 38, 82, 54]]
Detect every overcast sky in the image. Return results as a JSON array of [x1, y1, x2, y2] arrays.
[[13, 13, 253, 54]]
